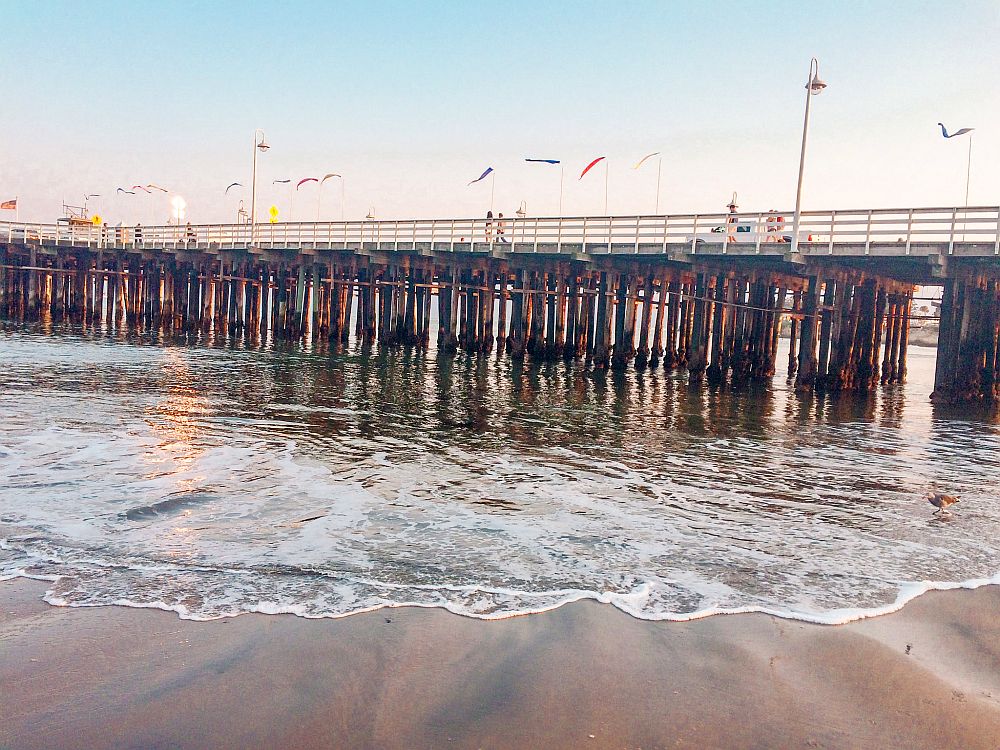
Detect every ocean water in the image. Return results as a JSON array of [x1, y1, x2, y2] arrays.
[[1, 322, 999, 624]]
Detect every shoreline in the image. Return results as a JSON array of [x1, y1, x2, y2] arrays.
[[4, 579, 1000, 749], [8, 567, 1000, 627]]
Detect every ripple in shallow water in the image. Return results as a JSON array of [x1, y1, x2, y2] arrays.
[[1, 323, 998, 623]]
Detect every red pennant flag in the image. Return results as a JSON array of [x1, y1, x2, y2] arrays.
[[579, 157, 606, 180]]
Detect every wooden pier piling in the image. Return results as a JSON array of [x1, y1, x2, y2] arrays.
[[0, 228, 975, 403]]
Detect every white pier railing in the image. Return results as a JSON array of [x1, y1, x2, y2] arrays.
[[3, 205, 1000, 256]]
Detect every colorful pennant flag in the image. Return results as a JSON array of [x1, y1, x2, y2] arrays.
[[525, 158, 560, 164], [633, 152, 660, 170], [116, 187, 135, 195], [467, 167, 493, 185], [147, 184, 168, 193], [296, 177, 318, 190], [131, 185, 152, 193], [321, 173, 342, 183], [273, 179, 291, 184], [579, 157, 606, 180], [225, 182, 242, 194], [938, 123, 974, 138]]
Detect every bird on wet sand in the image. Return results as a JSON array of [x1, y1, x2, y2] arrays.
[[926, 492, 959, 515]]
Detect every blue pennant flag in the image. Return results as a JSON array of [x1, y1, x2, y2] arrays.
[[938, 122, 974, 139], [467, 167, 494, 186]]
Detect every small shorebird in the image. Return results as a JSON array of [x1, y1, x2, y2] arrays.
[[926, 492, 959, 515]]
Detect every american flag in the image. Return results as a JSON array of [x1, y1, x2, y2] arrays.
[[0, 198, 15, 210]]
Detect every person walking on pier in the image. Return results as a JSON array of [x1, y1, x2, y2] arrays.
[[133, 223, 143, 245], [185, 222, 196, 246], [485, 210, 494, 243], [726, 198, 738, 243], [766, 210, 778, 242], [497, 213, 508, 243]]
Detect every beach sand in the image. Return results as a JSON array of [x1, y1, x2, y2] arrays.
[[3, 579, 1000, 749]]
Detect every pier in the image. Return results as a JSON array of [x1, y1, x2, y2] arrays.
[[2, 204, 999, 403]]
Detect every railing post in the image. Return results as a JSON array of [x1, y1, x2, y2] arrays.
[[905, 208, 914, 255], [754, 212, 763, 254], [634, 216, 641, 254], [828, 211, 836, 254], [582, 217, 588, 250], [864, 210, 873, 255], [994, 207, 1000, 255], [534, 217, 540, 253], [948, 207, 957, 255], [690, 215, 699, 254], [662, 215, 668, 254]]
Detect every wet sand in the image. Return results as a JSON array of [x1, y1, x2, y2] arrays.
[[3, 579, 1000, 750]]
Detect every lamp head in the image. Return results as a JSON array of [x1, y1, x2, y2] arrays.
[[807, 76, 827, 94], [256, 131, 270, 151]]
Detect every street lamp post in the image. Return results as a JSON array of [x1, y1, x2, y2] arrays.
[[964, 134, 973, 208], [249, 129, 270, 241], [790, 58, 827, 256]]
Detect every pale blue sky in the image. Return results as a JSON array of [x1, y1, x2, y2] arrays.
[[2, 1, 998, 223]]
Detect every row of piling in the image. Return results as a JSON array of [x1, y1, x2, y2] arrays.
[[795, 274, 913, 394], [933, 272, 1000, 403], [0, 244, 973, 400]]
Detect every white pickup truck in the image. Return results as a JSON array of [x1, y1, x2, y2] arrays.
[[687, 220, 814, 244]]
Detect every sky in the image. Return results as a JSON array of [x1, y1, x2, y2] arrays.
[[1, 0, 998, 224]]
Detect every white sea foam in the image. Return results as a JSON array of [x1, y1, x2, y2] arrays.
[[1, 329, 999, 625], [11, 562, 1000, 625]]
